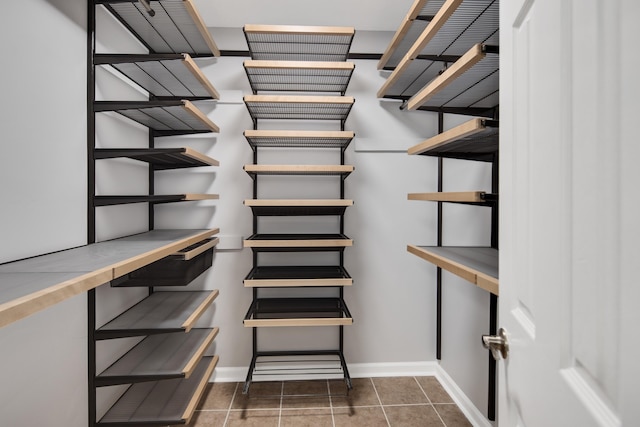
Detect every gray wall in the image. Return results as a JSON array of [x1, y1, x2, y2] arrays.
[[0, 3, 494, 424]]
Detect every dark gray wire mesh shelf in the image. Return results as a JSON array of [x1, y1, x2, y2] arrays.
[[96, 291, 218, 339], [244, 297, 352, 324], [96, 328, 218, 386], [244, 233, 352, 252], [244, 266, 351, 287], [243, 164, 354, 178], [97, 0, 219, 56], [94, 147, 218, 169], [95, 54, 219, 99], [244, 60, 355, 94], [244, 130, 355, 149], [408, 118, 498, 161], [243, 24, 355, 61], [94, 100, 219, 135], [243, 95, 355, 122], [244, 200, 353, 216], [97, 355, 217, 426]]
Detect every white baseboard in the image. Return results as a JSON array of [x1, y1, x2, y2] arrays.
[[210, 362, 493, 427], [435, 365, 494, 427]]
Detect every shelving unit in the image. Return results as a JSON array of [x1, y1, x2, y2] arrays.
[[381, 0, 500, 421], [88, 1, 221, 425], [241, 24, 356, 396]]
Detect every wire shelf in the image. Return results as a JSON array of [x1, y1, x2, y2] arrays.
[[244, 95, 354, 122], [244, 60, 355, 94], [244, 130, 355, 149]]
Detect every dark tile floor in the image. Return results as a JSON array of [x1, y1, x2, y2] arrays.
[[178, 376, 473, 427]]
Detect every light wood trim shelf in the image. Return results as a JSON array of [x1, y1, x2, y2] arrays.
[[182, 194, 219, 201], [407, 245, 499, 295], [182, 54, 220, 99], [172, 237, 219, 261], [244, 60, 355, 71], [182, 100, 220, 133], [244, 95, 355, 105], [408, 192, 486, 203], [244, 318, 353, 327], [182, 290, 219, 333], [183, 0, 220, 56], [244, 278, 353, 288], [378, 0, 429, 70], [244, 238, 353, 248], [244, 130, 355, 139], [408, 118, 488, 155], [183, 328, 219, 378], [181, 147, 219, 166], [406, 43, 485, 110], [244, 24, 355, 36], [182, 355, 219, 423], [244, 199, 353, 207], [244, 165, 354, 174], [377, 0, 463, 98]]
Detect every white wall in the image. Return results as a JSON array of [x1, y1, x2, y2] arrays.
[[0, 1, 88, 426]]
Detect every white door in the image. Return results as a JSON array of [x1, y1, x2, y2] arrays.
[[500, 0, 639, 426]]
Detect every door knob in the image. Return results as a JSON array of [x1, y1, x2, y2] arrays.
[[482, 327, 509, 360]]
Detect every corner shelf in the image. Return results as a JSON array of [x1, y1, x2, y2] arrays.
[[96, 355, 218, 426], [244, 130, 355, 150], [94, 100, 219, 135], [244, 266, 352, 288], [96, 0, 220, 56], [244, 199, 353, 216], [244, 164, 354, 178], [243, 95, 355, 123], [96, 327, 219, 386], [95, 53, 219, 99], [244, 234, 353, 251], [404, 43, 499, 115], [243, 24, 355, 61], [407, 245, 498, 295], [0, 229, 217, 329], [96, 290, 219, 339], [244, 298, 353, 327], [244, 60, 355, 94], [95, 147, 218, 169], [378, 0, 498, 99], [408, 191, 497, 205], [408, 117, 498, 161]]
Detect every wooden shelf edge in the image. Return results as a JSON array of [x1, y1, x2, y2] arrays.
[[476, 273, 499, 296], [244, 94, 355, 104], [244, 318, 353, 327], [182, 289, 219, 333], [182, 147, 219, 166], [244, 60, 355, 70], [183, 328, 219, 379], [172, 237, 219, 260], [407, 244, 476, 284], [378, 0, 429, 70], [0, 270, 112, 329], [182, 100, 220, 133], [181, 54, 220, 99], [407, 118, 485, 155], [406, 43, 485, 111], [244, 165, 354, 173], [244, 199, 354, 207], [184, 0, 220, 56], [183, 194, 219, 201], [244, 278, 353, 288], [244, 239, 353, 248], [244, 24, 355, 36], [408, 192, 486, 203], [182, 355, 219, 424]]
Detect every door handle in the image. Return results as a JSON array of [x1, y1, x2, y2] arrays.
[[482, 327, 509, 360]]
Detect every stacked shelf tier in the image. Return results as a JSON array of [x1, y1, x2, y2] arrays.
[[244, 164, 354, 178], [244, 234, 353, 251], [96, 290, 219, 339], [245, 199, 353, 216], [94, 100, 219, 135], [97, 0, 220, 56], [244, 298, 353, 327], [244, 60, 355, 94], [407, 245, 498, 295], [96, 328, 218, 386], [244, 130, 355, 150], [0, 229, 217, 328], [95, 53, 219, 99], [408, 118, 498, 161], [244, 95, 355, 122], [97, 355, 218, 426], [244, 24, 355, 61], [378, 0, 498, 100], [244, 266, 352, 288], [405, 43, 499, 115], [408, 192, 497, 205], [95, 147, 218, 169]]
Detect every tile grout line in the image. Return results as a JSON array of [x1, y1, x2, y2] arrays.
[[414, 376, 447, 427], [370, 378, 392, 427], [327, 379, 336, 427], [222, 382, 240, 427]]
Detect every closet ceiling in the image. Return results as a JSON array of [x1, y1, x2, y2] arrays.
[[193, 0, 415, 32]]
